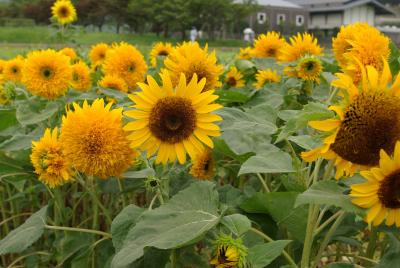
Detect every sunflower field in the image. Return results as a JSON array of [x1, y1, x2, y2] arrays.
[[1, 1, 400, 268]]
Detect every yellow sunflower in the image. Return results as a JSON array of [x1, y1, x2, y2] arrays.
[[332, 22, 370, 68], [89, 43, 109, 65], [51, 0, 77, 25], [254, 69, 281, 89], [164, 42, 224, 92], [253, 31, 286, 59], [351, 141, 400, 227], [70, 61, 91, 92], [60, 47, 78, 61], [0, 59, 5, 75], [60, 99, 137, 178], [225, 66, 245, 88], [22, 49, 72, 99], [210, 246, 239, 268], [296, 56, 323, 83], [302, 61, 400, 179], [237, 47, 253, 60], [3, 56, 25, 83], [98, 75, 128, 93], [31, 128, 73, 188], [210, 234, 248, 268], [124, 71, 223, 165], [190, 149, 215, 180], [279, 33, 323, 62], [0, 85, 10, 105], [103, 42, 147, 90], [150, 42, 174, 68]]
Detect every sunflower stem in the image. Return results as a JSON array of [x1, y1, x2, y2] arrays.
[[170, 249, 177, 268], [257, 173, 270, 192], [301, 204, 319, 268], [45, 224, 112, 238], [365, 227, 378, 264]]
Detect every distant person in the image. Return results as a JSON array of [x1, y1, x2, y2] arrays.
[[243, 27, 254, 43], [190, 27, 198, 42], [198, 30, 203, 40]]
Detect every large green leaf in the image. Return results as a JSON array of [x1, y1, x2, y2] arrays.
[[0, 206, 48, 255], [16, 101, 60, 126], [111, 181, 220, 267], [111, 204, 145, 251], [0, 108, 18, 131], [295, 181, 364, 214], [221, 214, 251, 236], [238, 151, 294, 175], [248, 240, 292, 268]]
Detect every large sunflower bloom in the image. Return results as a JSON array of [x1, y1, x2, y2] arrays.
[[103, 42, 147, 90], [296, 56, 323, 83], [124, 71, 223, 165], [89, 43, 109, 65], [302, 61, 400, 179], [31, 128, 72, 188], [22, 49, 72, 99], [279, 33, 323, 62], [0, 59, 6, 75], [3, 56, 25, 83], [51, 0, 77, 25], [253, 31, 286, 59], [351, 141, 400, 227], [70, 61, 91, 92], [60, 99, 137, 178], [98, 75, 128, 93], [150, 42, 174, 68], [164, 42, 224, 92], [225, 66, 245, 88], [254, 69, 281, 89]]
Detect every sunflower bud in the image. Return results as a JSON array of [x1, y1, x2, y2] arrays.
[[210, 234, 248, 268]]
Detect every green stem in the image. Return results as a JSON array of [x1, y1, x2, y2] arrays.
[[250, 227, 298, 268], [170, 249, 177, 268], [314, 210, 342, 237], [365, 227, 378, 263], [6, 251, 50, 268], [301, 205, 319, 268], [322, 160, 335, 181], [312, 211, 346, 268], [45, 224, 112, 238], [117, 178, 128, 208], [257, 173, 271, 193]]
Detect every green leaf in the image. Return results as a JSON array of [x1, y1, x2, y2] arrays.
[[235, 59, 255, 71], [0, 108, 18, 131], [111, 181, 220, 267], [288, 135, 319, 150], [245, 103, 277, 123], [215, 90, 250, 104], [111, 204, 145, 251], [16, 101, 59, 126], [220, 214, 251, 236], [295, 181, 364, 214], [0, 206, 47, 255], [376, 233, 400, 268], [123, 168, 155, 179], [389, 41, 400, 75], [248, 240, 292, 268], [238, 151, 294, 175]]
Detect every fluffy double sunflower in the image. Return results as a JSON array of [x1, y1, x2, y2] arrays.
[[225, 67, 245, 88], [22, 49, 72, 99], [31, 128, 73, 188], [98, 75, 128, 93], [279, 33, 323, 62], [302, 61, 400, 179], [164, 42, 224, 92], [51, 0, 77, 25], [351, 141, 400, 227], [150, 42, 174, 68], [70, 61, 91, 92], [60, 99, 137, 178], [252, 31, 286, 59], [0, 59, 5, 75], [89, 43, 109, 65], [103, 42, 147, 90], [237, 47, 253, 60], [124, 71, 223, 165], [254, 69, 281, 89], [60, 47, 78, 62], [3, 56, 25, 82]]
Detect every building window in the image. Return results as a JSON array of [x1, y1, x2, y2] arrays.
[[277, 14, 286, 24], [257, 12, 267, 24], [296, 15, 305, 26]]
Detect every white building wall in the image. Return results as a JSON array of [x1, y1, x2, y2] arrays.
[[309, 13, 342, 29], [344, 5, 375, 26]]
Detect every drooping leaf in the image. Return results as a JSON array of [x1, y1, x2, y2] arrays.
[[221, 214, 251, 236], [248, 240, 292, 268], [238, 151, 294, 175], [16, 101, 60, 126]]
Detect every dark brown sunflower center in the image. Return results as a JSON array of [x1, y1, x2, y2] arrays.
[[128, 64, 135, 72], [59, 6, 70, 17], [157, 50, 168, 56], [227, 76, 237, 86], [12, 67, 18, 74], [331, 92, 400, 166], [41, 67, 54, 79], [149, 96, 196, 144], [187, 64, 211, 91], [266, 48, 277, 57], [73, 72, 79, 81], [378, 171, 400, 208], [304, 61, 315, 72]]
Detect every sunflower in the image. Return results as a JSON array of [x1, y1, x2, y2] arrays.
[[103, 42, 147, 90], [237, 47, 253, 60], [3, 56, 25, 83], [0, 59, 5, 74], [296, 56, 323, 83], [332, 23, 370, 68], [70, 61, 91, 92], [124, 71, 223, 165], [89, 43, 109, 65], [302, 61, 400, 179], [60, 47, 78, 62], [22, 49, 72, 99], [210, 234, 248, 268], [254, 69, 281, 89], [225, 66, 245, 88], [98, 75, 128, 93], [150, 42, 174, 68], [351, 141, 400, 227], [190, 149, 215, 180], [51, 0, 77, 25], [164, 42, 224, 92], [0, 85, 10, 105], [31, 128, 72, 188], [253, 31, 286, 59], [60, 99, 137, 178], [279, 33, 323, 62]]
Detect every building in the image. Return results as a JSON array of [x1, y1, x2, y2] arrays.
[[287, 0, 396, 30], [237, 0, 309, 34]]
